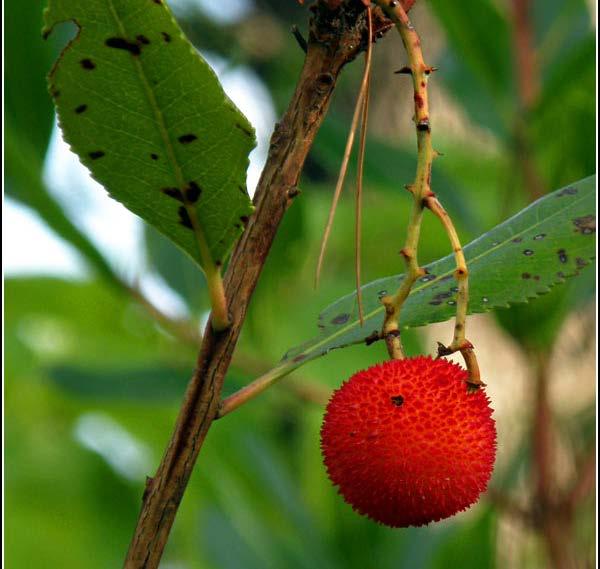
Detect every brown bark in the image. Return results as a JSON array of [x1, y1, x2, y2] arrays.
[[123, 2, 411, 567]]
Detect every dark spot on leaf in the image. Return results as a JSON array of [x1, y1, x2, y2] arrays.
[[512, 237, 522, 243], [533, 275, 540, 281], [390, 395, 404, 407], [420, 274, 436, 282], [235, 123, 253, 138], [238, 185, 246, 194], [88, 150, 105, 160], [292, 353, 307, 363], [178, 133, 197, 144], [533, 233, 546, 241], [433, 291, 453, 301], [184, 181, 201, 203], [161, 32, 171, 43], [105, 37, 141, 55], [234, 223, 241, 229], [522, 272, 531, 279], [136, 34, 150, 45], [75, 104, 87, 114], [557, 249, 568, 264], [557, 271, 566, 279], [50, 87, 60, 97], [429, 300, 442, 306], [150, 153, 159, 160], [576, 257, 588, 268], [557, 186, 577, 197], [80, 58, 95, 70], [331, 314, 350, 325], [523, 249, 534, 256], [162, 187, 184, 202], [153, 0, 162, 4], [178, 206, 193, 229], [239, 215, 250, 226], [573, 215, 595, 235]]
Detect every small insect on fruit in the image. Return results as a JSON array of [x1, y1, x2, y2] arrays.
[[320, 356, 496, 527]]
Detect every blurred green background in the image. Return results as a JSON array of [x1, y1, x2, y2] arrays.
[[4, 0, 596, 567]]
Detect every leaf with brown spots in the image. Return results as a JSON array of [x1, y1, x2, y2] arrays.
[[43, 0, 255, 278], [282, 177, 595, 370]]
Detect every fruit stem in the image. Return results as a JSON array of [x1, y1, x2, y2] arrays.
[[425, 197, 482, 387], [374, 1, 481, 385], [375, 1, 432, 360]]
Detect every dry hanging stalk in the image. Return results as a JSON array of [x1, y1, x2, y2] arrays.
[[314, 5, 374, 300], [374, 0, 481, 386], [354, 4, 374, 325]]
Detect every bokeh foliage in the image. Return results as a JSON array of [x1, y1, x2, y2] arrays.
[[4, 0, 595, 567]]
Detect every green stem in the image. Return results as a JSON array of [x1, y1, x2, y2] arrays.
[[375, 1, 433, 359], [216, 363, 294, 418], [425, 195, 482, 386]]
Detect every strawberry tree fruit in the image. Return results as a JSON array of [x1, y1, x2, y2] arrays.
[[321, 356, 497, 527]]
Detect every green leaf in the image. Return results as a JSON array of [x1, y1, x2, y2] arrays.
[[283, 177, 595, 368], [43, 0, 255, 277], [5, 0, 58, 157], [45, 364, 191, 401]]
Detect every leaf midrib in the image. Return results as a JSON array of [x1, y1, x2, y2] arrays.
[[106, 0, 215, 272], [295, 190, 590, 360]]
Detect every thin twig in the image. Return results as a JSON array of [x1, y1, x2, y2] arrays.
[[354, 5, 373, 325]]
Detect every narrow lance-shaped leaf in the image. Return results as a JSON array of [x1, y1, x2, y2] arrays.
[[43, 0, 255, 285], [284, 177, 596, 368]]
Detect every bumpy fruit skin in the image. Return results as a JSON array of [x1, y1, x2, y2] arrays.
[[320, 356, 496, 528]]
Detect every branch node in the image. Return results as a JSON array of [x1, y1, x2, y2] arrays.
[[365, 330, 381, 345]]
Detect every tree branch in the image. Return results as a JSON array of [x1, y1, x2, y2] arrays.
[[122, 2, 410, 567]]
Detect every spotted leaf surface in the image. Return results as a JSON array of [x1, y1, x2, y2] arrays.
[[43, 0, 255, 273], [284, 177, 595, 367]]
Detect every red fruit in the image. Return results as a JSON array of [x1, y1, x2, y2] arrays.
[[320, 356, 496, 528]]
